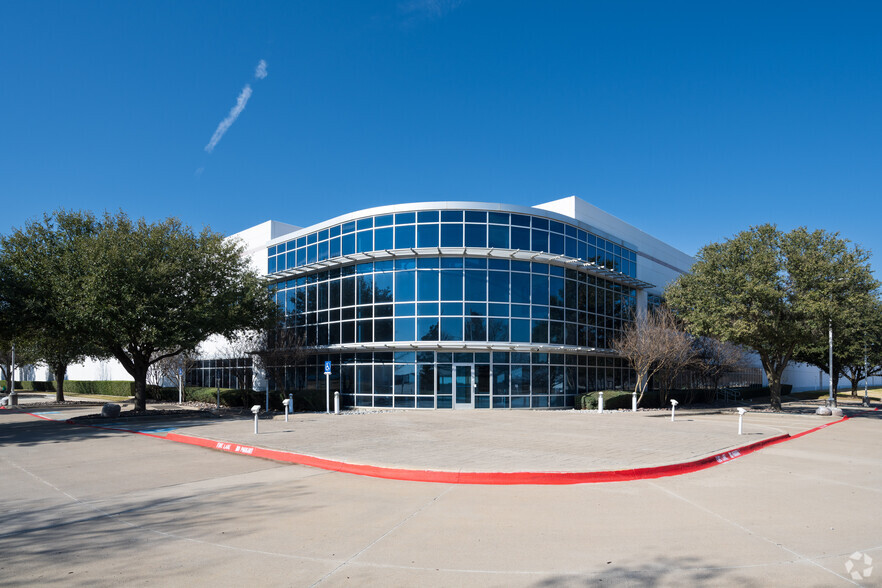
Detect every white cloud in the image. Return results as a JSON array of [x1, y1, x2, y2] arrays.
[[255, 59, 268, 80], [204, 85, 252, 154]]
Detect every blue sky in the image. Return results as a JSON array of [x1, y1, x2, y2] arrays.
[[2, 1, 881, 264]]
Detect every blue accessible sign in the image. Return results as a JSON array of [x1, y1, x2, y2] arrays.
[[324, 361, 332, 375]]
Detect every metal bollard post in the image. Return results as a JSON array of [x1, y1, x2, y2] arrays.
[[283, 399, 291, 422], [737, 407, 746, 435], [597, 391, 604, 414], [251, 405, 261, 434], [334, 391, 340, 414], [632, 391, 637, 412], [670, 399, 678, 422]]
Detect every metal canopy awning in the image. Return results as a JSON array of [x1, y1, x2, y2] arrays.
[[311, 341, 618, 356], [267, 246, 654, 290]]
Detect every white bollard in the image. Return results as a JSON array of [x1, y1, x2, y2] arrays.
[[251, 405, 261, 434], [670, 399, 678, 422], [598, 391, 604, 414], [632, 391, 637, 412], [283, 398, 291, 422], [334, 391, 340, 415], [737, 407, 746, 435]]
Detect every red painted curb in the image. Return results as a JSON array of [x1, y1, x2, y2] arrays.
[[10, 410, 851, 485], [162, 427, 806, 485]]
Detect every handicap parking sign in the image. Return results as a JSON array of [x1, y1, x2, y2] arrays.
[[324, 361, 332, 375]]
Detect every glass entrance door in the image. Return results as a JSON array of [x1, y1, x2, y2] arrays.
[[453, 364, 474, 409]]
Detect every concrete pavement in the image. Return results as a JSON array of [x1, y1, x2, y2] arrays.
[[1, 404, 880, 586]]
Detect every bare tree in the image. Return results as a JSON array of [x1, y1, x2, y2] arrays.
[[692, 337, 747, 402], [612, 306, 694, 407], [148, 349, 199, 391], [253, 327, 309, 399]]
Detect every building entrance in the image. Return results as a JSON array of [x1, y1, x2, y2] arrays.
[[453, 364, 474, 409]]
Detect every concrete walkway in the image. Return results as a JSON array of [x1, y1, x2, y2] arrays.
[[7, 397, 864, 477]]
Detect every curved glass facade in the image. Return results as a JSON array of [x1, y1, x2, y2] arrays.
[[266, 204, 647, 409]]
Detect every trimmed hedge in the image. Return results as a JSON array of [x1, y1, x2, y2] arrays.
[[1, 380, 135, 395], [145, 386, 320, 411], [577, 390, 636, 410]]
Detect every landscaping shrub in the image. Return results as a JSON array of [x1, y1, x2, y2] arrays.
[[577, 390, 634, 410]]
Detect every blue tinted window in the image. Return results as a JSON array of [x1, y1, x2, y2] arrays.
[[374, 228, 393, 250], [375, 320, 393, 342], [549, 232, 564, 255], [418, 224, 439, 247], [329, 238, 340, 258], [464, 224, 486, 247], [488, 318, 509, 342], [396, 271, 415, 302], [532, 229, 548, 252], [317, 242, 328, 261], [488, 303, 508, 316], [464, 270, 486, 301], [511, 227, 530, 250], [356, 231, 372, 253], [318, 229, 329, 241], [268, 256, 276, 273], [532, 217, 548, 230], [357, 218, 373, 230], [488, 212, 509, 224], [418, 302, 438, 315], [441, 210, 463, 222], [375, 214, 393, 227], [488, 224, 509, 248], [532, 275, 548, 305], [357, 274, 372, 304], [532, 320, 548, 343], [307, 245, 317, 264], [417, 257, 439, 269], [549, 221, 564, 234], [307, 232, 317, 244], [418, 210, 439, 223], [465, 316, 486, 341], [357, 320, 372, 342], [417, 270, 439, 301], [488, 271, 509, 302], [440, 317, 462, 341], [342, 234, 355, 255], [330, 225, 341, 238], [441, 270, 463, 300], [511, 272, 530, 304], [464, 257, 486, 269], [395, 225, 415, 248], [374, 273, 393, 303], [441, 302, 463, 315], [511, 214, 530, 227], [566, 237, 578, 258], [286, 251, 295, 268], [465, 211, 487, 223], [511, 304, 530, 318], [465, 302, 486, 316], [342, 221, 356, 234], [440, 223, 463, 247], [418, 317, 439, 341], [395, 212, 415, 224], [395, 303, 415, 316], [440, 257, 463, 269]]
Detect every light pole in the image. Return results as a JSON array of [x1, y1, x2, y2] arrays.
[[828, 316, 836, 408]]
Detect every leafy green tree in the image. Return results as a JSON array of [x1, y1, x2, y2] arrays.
[[666, 224, 878, 411], [0, 213, 103, 401], [832, 297, 882, 396], [72, 211, 279, 411]]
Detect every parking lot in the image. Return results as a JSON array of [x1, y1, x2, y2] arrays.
[[1, 404, 880, 586]]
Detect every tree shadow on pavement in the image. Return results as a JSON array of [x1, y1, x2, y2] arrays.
[[531, 556, 762, 587]]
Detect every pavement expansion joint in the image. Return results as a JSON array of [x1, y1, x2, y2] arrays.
[[5, 407, 851, 486]]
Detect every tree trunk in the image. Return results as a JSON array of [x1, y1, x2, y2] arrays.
[[53, 363, 66, 403], [132, 362, 149, 411], [767, 370, 783, 411]]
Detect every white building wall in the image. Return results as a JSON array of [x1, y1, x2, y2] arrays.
[[534, 196, 694, 297]]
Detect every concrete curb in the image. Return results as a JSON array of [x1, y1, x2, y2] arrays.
[[7, 408, 850, 485]]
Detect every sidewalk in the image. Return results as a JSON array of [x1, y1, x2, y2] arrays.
[[6, 397, 862, 479]]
